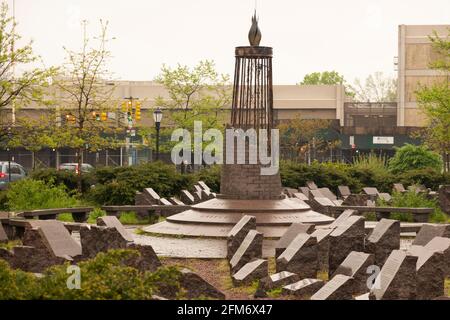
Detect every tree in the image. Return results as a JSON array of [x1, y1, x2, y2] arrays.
[[415, 29, 450, 172], [299, 70, 354, 97], [8, 115, 56, 169], [0, 2, 56, 144], [278, 115, 333, 162], [352, 72, 397, 102], [388, 144, 443, 174], [53, 20, 119, 192], [154, 60, 231, 138]]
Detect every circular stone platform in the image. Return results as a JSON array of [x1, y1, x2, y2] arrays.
[[143, 197, 334, 239]]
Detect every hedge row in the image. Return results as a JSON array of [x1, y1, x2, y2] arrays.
[[20, 161, 450, 207]]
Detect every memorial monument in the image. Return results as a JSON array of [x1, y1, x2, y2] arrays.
[[144, 13, 333, 241]]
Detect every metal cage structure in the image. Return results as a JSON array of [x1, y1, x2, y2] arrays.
[[231, 46, 274, 131]]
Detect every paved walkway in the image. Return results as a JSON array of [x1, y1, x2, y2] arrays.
[[71, 224, 416, 259]]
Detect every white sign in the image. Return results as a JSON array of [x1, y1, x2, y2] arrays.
[[373, 136, 394, 144], [349, 136, 354, 146]]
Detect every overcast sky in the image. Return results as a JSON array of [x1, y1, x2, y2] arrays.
[[9, 0, 450, 84]]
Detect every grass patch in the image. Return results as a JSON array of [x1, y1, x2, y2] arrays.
[[57, 213, 74, 222], [363, 212, 377, 221], [317, 270, 329, 281], [0, 240, 22, 250], [118, 211, 154, 225], [377, 190, 448, 223], [389, 212, 414, 222], [266, 287, 283, 298]]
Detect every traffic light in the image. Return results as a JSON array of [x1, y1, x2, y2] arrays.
[[65, 114, 75, 124], [135, 101, 141, 121], [121, 102, 127, 112], [92, 111, 101, 121], [101, 112, 107, 121]]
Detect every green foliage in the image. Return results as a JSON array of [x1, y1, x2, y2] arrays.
[[5, 179, 79, 211], [30, 168, 94, 193], [415, 30, 449, 164], [195, 165, 221, 192], [280, 161, 362, 193], [388, 144, 443, 174], [299, 70, 354, 97], [0, 1, 57, 141], [0, 249, 183, 300], [377, 190, 448, 223], [0, 260, 39, 299], [88, 162, 194, 205], [398, 168, 450, 191], [119, 211, 155, 225], [88, 208, 107, 223], [154, 60, 231, 150], [0, 190, 7, 210]]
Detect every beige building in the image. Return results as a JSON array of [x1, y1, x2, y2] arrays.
[[112, 81, 346, 127], [397, 24, 449, 127]]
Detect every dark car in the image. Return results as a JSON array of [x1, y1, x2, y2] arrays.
[[0, 161, 27, 190]]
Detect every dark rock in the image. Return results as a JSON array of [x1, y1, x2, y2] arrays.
[[371, 250, 418, 300], [332, 251, 375, 295], [310, 274, 354, 300], [79, 225, 131, 259], [276, 233, 318, 278], [232, 259, 268, 286], [282, 278, 324, 298], [365, 219, 400, 266], [275, 223, 314, 258], [438, 185, 450, 214], [180, 190, 195, 205], [227, 215, 256, 259], [0, 223, 8, 243], [328, 216, 365, 275], [413, 224, 450, 246], [342, 194, 370, 206], [337, 186, 351, 199], [180, 268, 225, 299], [259, 271, 299, 291], [311, 228, 333, 273], [97, 216, 134, 242], [229, 230, 263, 274], [125, 243, 161, 272]]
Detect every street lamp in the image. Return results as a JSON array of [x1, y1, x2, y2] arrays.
[[153, 108, 163, 161]]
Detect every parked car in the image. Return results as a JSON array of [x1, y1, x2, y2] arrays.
[[0, 161, 27, 190], [58, 163, 94, 174]]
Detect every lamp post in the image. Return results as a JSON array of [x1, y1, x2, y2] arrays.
[[153, 108, 163, 161]]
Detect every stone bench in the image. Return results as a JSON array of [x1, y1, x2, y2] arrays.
[[328, 205, 433, 223], [17, 207, 94, 223], [101, 205, 191, 218]]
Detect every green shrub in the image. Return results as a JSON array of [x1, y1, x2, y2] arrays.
[[280, 161, 361, 194], [378, 190, 448, 223], [0, 249, 183, 300], [0, 260, 39, 299], [0, 190, 7, 210], [398, 168, 448, 190], [5, 179, 79, 211], [87, 208, 107, 224], [195, 165, 221, 192], [87, 162, 194, 205], [388, 144, 443, 174], [352, 153, 389, 176], [30, 168, 94, 194]]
